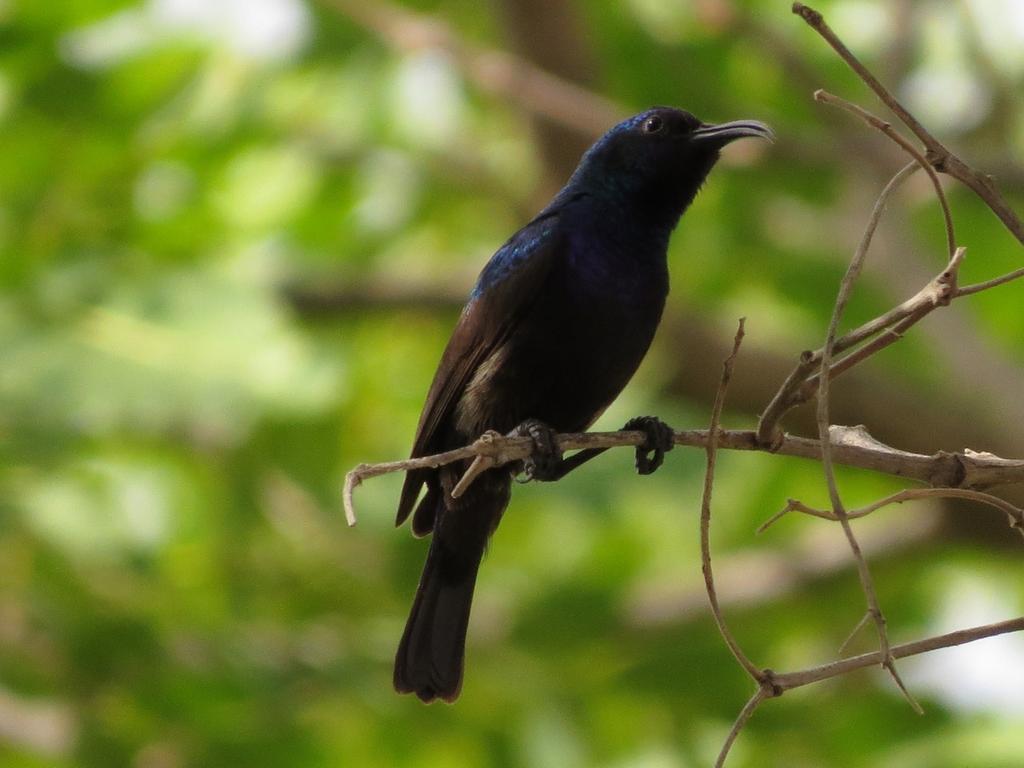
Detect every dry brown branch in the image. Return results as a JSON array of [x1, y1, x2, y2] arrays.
[[762, 487, 1024, 536], [815, 142, 920, 714], [956, 266, 1024, 297], [715, 687, 771, 768], [813, 90, 956, 258], [756, 166, 963, 447], [343, 425, 1024, 526], [793, 2, 1024, 247], [709, 593, 1024, 763], [754, 2, 1024, 468], [755, 83, 1024, 442], [753, 81, 989, 447], [755, 163, 920, 445], [700, 320, 762, 684], [772, 616, 1024, 690], [813, 244, 966, 384]]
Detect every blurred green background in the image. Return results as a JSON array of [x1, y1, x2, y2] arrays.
[[2, 0, 1024, 766]]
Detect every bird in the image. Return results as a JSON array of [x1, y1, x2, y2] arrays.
[[393, 106, 771, 703]]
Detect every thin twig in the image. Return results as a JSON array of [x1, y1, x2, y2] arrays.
[[755, 351, 816, 447], [792, 3, 943, 154], [758, 227, 966, 444], [754, 81, 970, 444], [772, 616, 1024, 691], [700, 319, 762, 683], [762, 487, 1024, 537], [793, 2, 1024, 247], [807, 247, 965, 387], [761, 3, 1024, 445], [814, 90, 955, 259], [839, 611, 874, 656], [821, 180, 958, 355], [343, 439, 496, 526], [756, 161, 922, 444], [756, 161, 954, 445], [956, 265, 1024, 297], [633, 514, 938, 629], [715, 687, 770, 768], [815, 156, 921, 713], [713, 615, 1024, 765]]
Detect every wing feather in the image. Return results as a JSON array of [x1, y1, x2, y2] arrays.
[[395, 212, 568, 527]]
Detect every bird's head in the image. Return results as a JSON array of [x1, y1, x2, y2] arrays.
[[568, 106, 772, 225]]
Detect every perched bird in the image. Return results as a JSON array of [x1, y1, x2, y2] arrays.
[[394, 107, 771, 702]]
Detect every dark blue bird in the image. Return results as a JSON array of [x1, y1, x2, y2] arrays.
[[394, 107, 771, 702]]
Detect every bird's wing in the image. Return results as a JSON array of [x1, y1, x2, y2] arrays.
[[395, 208, 570, 527]]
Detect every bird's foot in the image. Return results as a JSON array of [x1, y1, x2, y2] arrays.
[[512, 419, 563, 481], [623, 416, 675, 475]]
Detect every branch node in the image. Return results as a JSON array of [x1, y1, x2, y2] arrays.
[[925, 148, 948, 171], [928, 451, 967, 488], [758, 668, 784, 699], [792, 2, 822, 25]]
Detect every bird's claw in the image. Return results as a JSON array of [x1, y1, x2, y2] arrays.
[[512, 418, 562, 481], [623, 416, 674, 475]]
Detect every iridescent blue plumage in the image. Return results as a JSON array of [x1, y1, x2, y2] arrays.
[[394, 106, 771, 703], [470, 218, 558, 300]]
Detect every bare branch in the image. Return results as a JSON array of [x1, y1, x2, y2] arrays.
[[838, 611, 874, 656], [632, 513, 939, 628], [772, 616, 1024, 691], [756, 152, 962, 446], [700, 320, 763, 683], [792, 3, 941, 151], [793, 2, 1024, 247], [956, 265, 1024, 297], [756, 165, 926, 444], [762, 486, 1024, 537], [815, 136, 919, 713], [715, 687, 770, 768], [831, 243, 963, 358], [808, 247, 965, 386], [344, 425, 1024, 526], [813, 90, 955, 259], [711, 611, 1024, 763], [754, 350, 816, 447]]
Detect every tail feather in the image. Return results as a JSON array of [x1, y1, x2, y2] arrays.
[[394, 468, 510, 703], [393, 536, 481, 702]]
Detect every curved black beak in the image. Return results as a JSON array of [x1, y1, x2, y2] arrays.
[[691, 119, 774, 147]]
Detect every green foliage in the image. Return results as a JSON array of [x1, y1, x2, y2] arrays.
[[1, 1, 1022, 766]]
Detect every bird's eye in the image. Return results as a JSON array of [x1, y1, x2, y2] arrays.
[[642, 115, 664, 134]]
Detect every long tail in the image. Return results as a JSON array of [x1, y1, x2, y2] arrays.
[[393, 534, 481, 702], [394, 472, 509, 703]]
